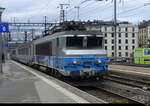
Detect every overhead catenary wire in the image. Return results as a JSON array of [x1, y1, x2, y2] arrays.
[[100, 3, 149, 20], [67, 0, 95, 17], [68, 0, 149, 22], [68, 0, 111, 21]]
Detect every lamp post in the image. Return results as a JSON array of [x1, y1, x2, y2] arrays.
[[114, 0, 117, 61], [0, 7, 5, 73]]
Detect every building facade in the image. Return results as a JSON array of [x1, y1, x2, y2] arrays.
[[139, 21, 150, 48], [85, 21, 139, 58]]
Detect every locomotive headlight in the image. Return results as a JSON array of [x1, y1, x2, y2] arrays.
[[97, 60, 102, 64], [73, 60, 80, 64]]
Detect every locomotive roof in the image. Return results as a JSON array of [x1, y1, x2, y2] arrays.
[[33, 31, 103, 45]]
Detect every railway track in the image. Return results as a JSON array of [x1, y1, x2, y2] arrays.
[[110, 63, 150, 68], [101, 74, 150, 104], [104, 74, 150, 90], [76, 85, 141, 104], [68, 79, 150, 104], [97, 81, 150, 104]]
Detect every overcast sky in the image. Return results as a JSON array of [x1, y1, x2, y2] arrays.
[[0, 0, 150, 24]]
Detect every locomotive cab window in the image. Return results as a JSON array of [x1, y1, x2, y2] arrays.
[[87, 37, 103, 48], [66, 37, 83, 48], [66, 36, 103, 49]]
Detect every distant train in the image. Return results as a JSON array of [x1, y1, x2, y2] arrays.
[[11, 22, 108, 80], [134, 48, 150, 64]]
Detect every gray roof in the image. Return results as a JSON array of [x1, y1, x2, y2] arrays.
[[139, 20, 150, 28]]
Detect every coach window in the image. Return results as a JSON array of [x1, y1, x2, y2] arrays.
[[144, 49, 150, 56], [57, 38, 59, 48], [66, 37, 83, 48], [36, 42, 52, 56], [12, 50, 16, 55], [87, 37, 103, 48], [135, 50, 142, 54]]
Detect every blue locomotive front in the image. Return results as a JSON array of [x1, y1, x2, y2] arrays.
[[59, 35, 108, 78], [60, 55, 108, 78]]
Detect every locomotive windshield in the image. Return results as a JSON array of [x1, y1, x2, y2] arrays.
[[87, 37, 102, 48], [66, 36, 103, 49], [66, 37, 83, 48]]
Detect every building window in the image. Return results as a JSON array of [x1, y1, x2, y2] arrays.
[[119, 33, 121, 37], [112, 46, 114, 50], [105, 33, 107, 37], [105, 46, 107, 50], [125, 39, 128, 44], [112, 52, 114, 57], [126, 52, 128, 57], [105, 40, 107, 44], [119, 27, 121, 32], [125, 33, 128, 38], [112, 27, 114, 31], [112, 40, 114, 44], [132, 46, 135, 50], [125, 27, 128, 32], [132, 33, 135, 38], [105, 27, 107, 32], [112, 33, 114, 37], [132, 40, 135, 44], [119, 39, 121, 44], [119, 52, 122, 57], [119, 46, 122, 50], [133, 28, 135, 32], [126, 46, 128, 50]]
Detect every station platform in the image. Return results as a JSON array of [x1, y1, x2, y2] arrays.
[[0, 60, 106, 103], [109, 65, 150, 80]]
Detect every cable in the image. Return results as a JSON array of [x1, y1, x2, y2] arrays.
[[68, 0, 111, 20], [100, 3, 148, 20], [80, 3, 113, 18]]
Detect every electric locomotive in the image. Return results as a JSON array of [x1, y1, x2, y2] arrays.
[[11, 21, 108, 79]]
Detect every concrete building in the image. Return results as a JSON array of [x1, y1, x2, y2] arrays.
[[139, 20, 150, 48], [85, 21, 139, 58]]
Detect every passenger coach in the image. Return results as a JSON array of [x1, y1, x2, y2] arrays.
[[134, 48, 150, 64]]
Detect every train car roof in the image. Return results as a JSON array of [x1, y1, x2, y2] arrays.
[[16, 41, 33, 49], [33, 31, 103, 45]]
